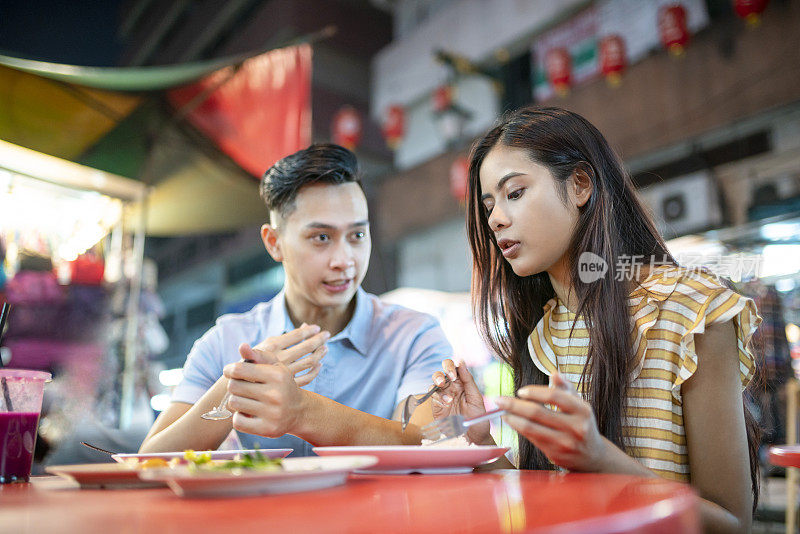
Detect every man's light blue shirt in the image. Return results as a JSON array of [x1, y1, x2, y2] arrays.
[[172, 287, 452, 456]]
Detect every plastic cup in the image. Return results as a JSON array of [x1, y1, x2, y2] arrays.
[[0, 369, 51, 483]]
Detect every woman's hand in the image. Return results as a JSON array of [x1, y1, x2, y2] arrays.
[[430, 359, 491, 445], [495, 372, 609, 472]]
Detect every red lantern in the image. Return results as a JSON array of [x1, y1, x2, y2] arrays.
[[449, 156, 470, 203], [331, 106, 362, 150], [658, 4, 690, 56], [545, 48, 572, 96], [432, 85, 454, 112], [599, 35, 626, 87], [382, 105, 405, 150], [733, 0, 769, 26]]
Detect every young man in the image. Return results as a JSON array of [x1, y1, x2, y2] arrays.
[[140, 144, 453, 456]]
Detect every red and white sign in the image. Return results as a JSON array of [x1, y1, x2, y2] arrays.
[[331, 106, 363, 150], [532, 1, 709, 101]]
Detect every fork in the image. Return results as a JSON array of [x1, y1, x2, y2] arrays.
[[201, 358, 254, 420], [421, 409, 506, 443], [399, 375, 451, 430], [80, 441, 117, 455]]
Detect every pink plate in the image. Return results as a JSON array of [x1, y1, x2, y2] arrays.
[[45, 463, 165, 489], [312, 445, 508, 474], [138, 455, 378, 498]]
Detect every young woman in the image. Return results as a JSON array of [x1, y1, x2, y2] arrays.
[[432, 107, 761, 533]]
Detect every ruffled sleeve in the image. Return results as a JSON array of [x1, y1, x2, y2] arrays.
[[629, 266, 761, 400]]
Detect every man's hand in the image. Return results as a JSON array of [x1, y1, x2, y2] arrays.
[[223, 360, 307, 438], [238, 323, 330, 387]]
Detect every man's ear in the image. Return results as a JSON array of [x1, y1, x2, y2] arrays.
[[261, 224, 283, 262], [571, 167, 593, 208]]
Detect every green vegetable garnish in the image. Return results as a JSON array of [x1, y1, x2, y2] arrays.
[[183, 448, 282, 472]]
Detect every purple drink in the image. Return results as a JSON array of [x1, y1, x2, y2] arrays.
[[0, 411, 40, 483]]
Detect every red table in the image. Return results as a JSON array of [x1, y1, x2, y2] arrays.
[[768, 444, 800, 534], [768, 444, 800, 468], [1, 471, 698, 533]]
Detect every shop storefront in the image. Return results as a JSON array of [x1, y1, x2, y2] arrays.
[[0, 139, 151, 466]]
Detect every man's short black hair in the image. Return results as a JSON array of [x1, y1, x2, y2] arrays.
[[260, 143, 362, 222]]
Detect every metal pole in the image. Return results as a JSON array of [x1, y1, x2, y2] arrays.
[[786, 379, 799, 534], [119, 193, 147, 429], [107, 217, 124, 284]]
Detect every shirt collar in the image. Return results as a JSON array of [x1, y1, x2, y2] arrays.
[[266, 287, 372, 356], [330, 287, 371, 356], [265, 289, 290, 338]]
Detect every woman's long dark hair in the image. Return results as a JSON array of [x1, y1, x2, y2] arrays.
[[467, 106, 759, 507]]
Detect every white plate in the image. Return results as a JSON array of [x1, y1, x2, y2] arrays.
[[111, 448, 292, 464], [312, 445, 509, 474], [45, 463, 166, 489], [138, 455, 378, 498]]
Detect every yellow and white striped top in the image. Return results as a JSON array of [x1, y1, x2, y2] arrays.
[[527, 265, 760, 481]]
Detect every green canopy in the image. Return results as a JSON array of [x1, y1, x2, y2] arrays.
[[0, 52, 253, 92], [0, 25, 333, 92]]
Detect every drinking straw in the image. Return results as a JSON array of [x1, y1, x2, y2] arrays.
[[0, 302, 7, 361], [0, 302, 13, 410]]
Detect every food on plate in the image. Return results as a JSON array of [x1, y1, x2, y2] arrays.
[[117, 449, 288, 474], [119, 457, 179, 469], [139, 458, 171, 469], [420, 435, 474, 448], [184, 449, 284, 472]]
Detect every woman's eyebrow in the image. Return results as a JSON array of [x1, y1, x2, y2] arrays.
[[481, 172, 525, 201]]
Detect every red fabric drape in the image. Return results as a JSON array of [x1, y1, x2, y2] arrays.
[[168, 45, 312, 177]]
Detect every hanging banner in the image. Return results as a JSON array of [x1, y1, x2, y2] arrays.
[[532, 6, 599, 102], [168, 44, 312, 177], [532, 0, 708, 101]]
